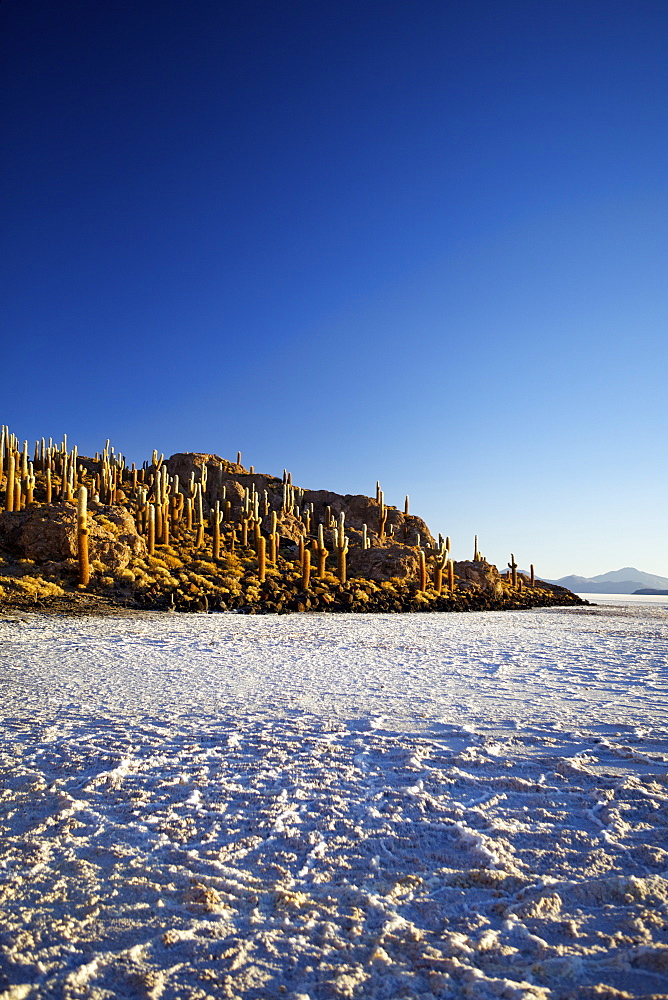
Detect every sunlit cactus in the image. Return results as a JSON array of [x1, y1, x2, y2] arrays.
[[77, 487, 90, 586], [302, 547, 311, 590], [315, 523, 328, 577], [336, 512, 348, 584], [418, 548, 427, 592], [4, 450, 15, 512], [508, 553, 518, 588], [257, 534, 266, 582]]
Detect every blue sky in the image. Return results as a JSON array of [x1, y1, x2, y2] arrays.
[[2, 0, 667, 578]]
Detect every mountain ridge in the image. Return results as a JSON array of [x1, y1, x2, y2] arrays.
[[543, 567, 668, 594]]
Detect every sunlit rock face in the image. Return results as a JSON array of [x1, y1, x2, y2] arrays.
[[454, 559, 506, 595], [347, 541, 421, 581], [0, 503, 145, 571]]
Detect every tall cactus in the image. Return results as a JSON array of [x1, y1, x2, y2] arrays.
[[378, 490, 387, 542], [432, 545, 448, 595], [195, 484, 205, 548], [508, 553, 518, 588], [418, 548, 427, 592], [315, 523, 328, 578], [302, 547, 311, 590], [148, 504, 156, 555], [268, 511, 278, 563], [211, 501, 223, 560], [77, 487, 90, 586], [336, 513, 348, 584], [4, 450, 14, 512], [257, 534, 266, 582]]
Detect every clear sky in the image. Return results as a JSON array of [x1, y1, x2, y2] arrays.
[[2, 0, 667, 579]]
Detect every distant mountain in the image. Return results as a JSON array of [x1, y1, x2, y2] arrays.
[[543, 567, 668, 594]]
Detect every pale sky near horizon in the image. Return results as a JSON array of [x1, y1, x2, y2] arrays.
[[2, 0, 667, 579]]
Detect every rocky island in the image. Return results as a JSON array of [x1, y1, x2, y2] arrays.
[[0, 427, 583, 615]]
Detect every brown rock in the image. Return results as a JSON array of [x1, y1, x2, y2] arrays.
[[0, 503, 146, 572], [454, 560, 505, 595], [347, 542, 421, 582]]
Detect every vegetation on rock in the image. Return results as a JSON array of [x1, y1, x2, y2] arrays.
[[0, 427, 584, 614]]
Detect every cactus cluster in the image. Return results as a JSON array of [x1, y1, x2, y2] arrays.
[[0, 425, 545, 612]]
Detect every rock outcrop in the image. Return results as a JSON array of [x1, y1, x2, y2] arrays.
[[0, 439, 585, 615], [0, 503, 146, 572]]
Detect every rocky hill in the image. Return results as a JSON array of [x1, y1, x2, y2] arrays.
[[0, 430, 583, 614]]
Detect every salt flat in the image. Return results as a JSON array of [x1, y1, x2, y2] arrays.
[[1, 601, 667, 999]]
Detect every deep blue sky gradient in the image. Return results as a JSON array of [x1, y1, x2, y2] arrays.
[[2, 0, 667, 577]]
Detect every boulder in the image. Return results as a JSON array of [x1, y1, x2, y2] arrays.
[[347, 542, 421, 582], [0, 503, 146, 572], [454, 560, 506, 595]]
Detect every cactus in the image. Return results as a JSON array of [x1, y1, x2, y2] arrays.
[[269, 511, 278, 563], [418, 548, 427, 592], [404, 495, 409, 516], [378, 490, 387, 541], [170, 491, 184, 532], [302, 547, 311, 590], [432, 547, 448, 595], [162, 502, 170, 546], [315, 523, 328, 577], [336, 513, 348, 584], [448, 558, 455, 592], [195, 484, 205, 548], [257, 534, 266, 582], [148, 504, 156, 556], [508, 553, 518, 588], [530, 564, 535, 587], [473, 535, 480, 562], [4, 450, 14, 512]]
